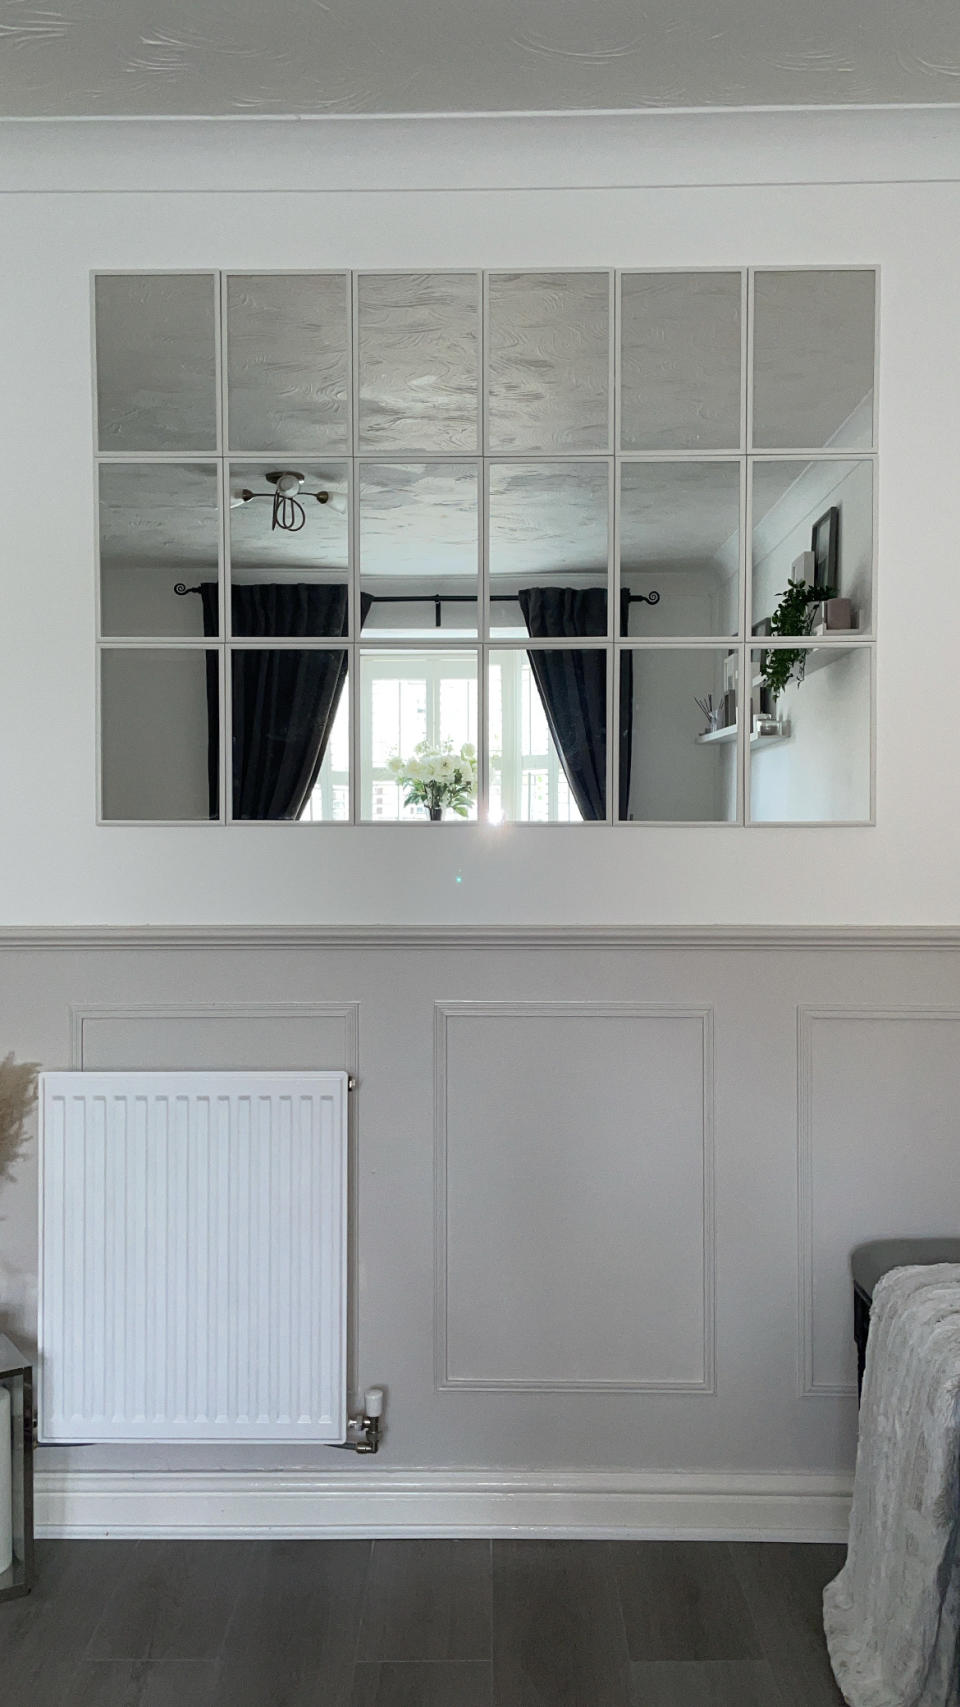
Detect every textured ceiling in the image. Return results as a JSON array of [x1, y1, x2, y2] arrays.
[[1, 0, 959, 118]]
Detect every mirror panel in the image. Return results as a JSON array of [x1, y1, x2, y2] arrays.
[[619, 648, 738, 823], [230, 648, 348, 820], [96, 274, 217, 453], [357, 273, 480, 453], [487, 272, 610, 452], [101, 648, 218, 821], [228, 463, 350, 637], [620, 461, 740, 638], [359, 463, 479, 639], [488, 648, 604, 822], [752, 270, 876, 450], [359, 649, 478, 820], [749, 644, 871, 822], [489, 462, 609, 639], [621, 272, 742, 450], [226, 274, 349, 455], [751, 458, 873, 637], [99, 462, 219, 638]]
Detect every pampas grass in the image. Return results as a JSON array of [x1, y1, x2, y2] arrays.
[[0, 1054, 38, 1185]]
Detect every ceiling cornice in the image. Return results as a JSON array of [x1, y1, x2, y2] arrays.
[[3, 106, 960, 195]]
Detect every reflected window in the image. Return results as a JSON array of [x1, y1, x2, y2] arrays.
[[359, 651, 478, 821]]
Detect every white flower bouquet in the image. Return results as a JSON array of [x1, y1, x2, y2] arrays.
[[388, 740, 477, 820]]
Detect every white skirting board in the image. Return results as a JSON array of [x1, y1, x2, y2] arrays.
[[34, 1468, 853, 1542]]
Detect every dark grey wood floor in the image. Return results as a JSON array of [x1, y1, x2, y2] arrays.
[[1, 1539, 847, 1706]]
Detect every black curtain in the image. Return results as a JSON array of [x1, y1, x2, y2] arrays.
[[200, 584, 370, 821], [517, 588, 633, 821]]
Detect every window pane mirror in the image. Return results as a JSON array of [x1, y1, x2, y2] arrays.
[[357, 273, 480, 453], [228, 462, 350, 638], [620, 272, 742, 450], [360, 464, 479, 640], [620, 461, 740, 638], [99, 462, 219, 638], [752, 270, 876, 450], [748, 644, 871, 822], [101, 648, 218, 821], [487, 272, 610, 452], [620, 648, 738, 823], [226, 274, 349, 455], [488, 648, 604, 822], [751, 459, 873, 637], [230, 648, 348, 820], [489, 462, 609, 639], [359, 649, 478, 820], [95, 274, 217, 453]]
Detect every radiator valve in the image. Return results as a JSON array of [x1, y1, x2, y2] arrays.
[[350, 1387, 384, 1454]]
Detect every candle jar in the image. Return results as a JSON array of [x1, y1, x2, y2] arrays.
[[0, 1335, 34, 1601]]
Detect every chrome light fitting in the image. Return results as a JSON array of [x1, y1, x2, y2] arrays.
[[231, 470, 332, 533]]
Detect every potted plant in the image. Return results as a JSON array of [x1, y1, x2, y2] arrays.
[[388, 740, 478, 820], [761, 577, 836, 697], [0, 1057, 37, 1190]]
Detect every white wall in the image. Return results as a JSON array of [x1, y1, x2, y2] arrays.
[[3, 109, 960, 1535], [0, 109, 957, 925]]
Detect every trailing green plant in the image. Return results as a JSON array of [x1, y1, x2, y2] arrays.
[[0, 1054, 38, 1186], [761, 579, 836, 697]]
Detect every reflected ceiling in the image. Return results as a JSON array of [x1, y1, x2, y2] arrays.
[[1, 0, 959, 117]]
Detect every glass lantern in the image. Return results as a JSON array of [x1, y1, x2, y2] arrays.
[[0, 1334, 34, 1601]]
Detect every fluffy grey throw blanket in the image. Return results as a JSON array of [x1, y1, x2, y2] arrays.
[[824, 1264, 960, 1706]]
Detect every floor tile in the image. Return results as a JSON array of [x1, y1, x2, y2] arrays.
[[630, 1660, 784, 1706], [351, 1660, 493, 1706], [2, 1541, 139, 1697], [729, 1543, 845, 1698], [59, 1659, 220, 1707], [214, 1657, 357, 1705], [357, 1539, 491, 1663], [85, 1541, 257, 1661], [220, 1539, 370, 1667], [492, 1540, 633, 1707], [611, 1541, 762, 1662]]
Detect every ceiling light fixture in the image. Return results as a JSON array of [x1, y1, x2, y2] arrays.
[[230, 470, 332, 533]]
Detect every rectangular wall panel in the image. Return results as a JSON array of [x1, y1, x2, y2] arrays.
[[39, 1071, 348, 1443], [800, 1010, 960, 1394], [436, 1002, 714, 1391]]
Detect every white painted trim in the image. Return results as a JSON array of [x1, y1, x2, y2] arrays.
[[4, 108, 960, 194], [797, 1005, 960, 1398], [34, 1466, 852, 1542], [434, 1001, 716, 1393], [2, 924, 960, 951]]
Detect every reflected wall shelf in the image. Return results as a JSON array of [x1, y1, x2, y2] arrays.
[[696, 723, 789, 748]]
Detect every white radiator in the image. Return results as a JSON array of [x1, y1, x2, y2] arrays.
[[38, 1071, 348, 1444]]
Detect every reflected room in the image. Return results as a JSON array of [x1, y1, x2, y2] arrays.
[[619, 648, 739, 823], [619, 461, 740, 638]]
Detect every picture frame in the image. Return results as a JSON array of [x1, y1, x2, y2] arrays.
[[811, 506, 840, 592]]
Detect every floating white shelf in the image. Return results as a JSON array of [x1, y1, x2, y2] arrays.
[[696, 723, 790, 748]]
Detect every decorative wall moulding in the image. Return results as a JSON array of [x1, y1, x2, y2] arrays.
[[433, 1001, 716, 1394], [4, 108, 960, 196], [1, 924, 960, 953]]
